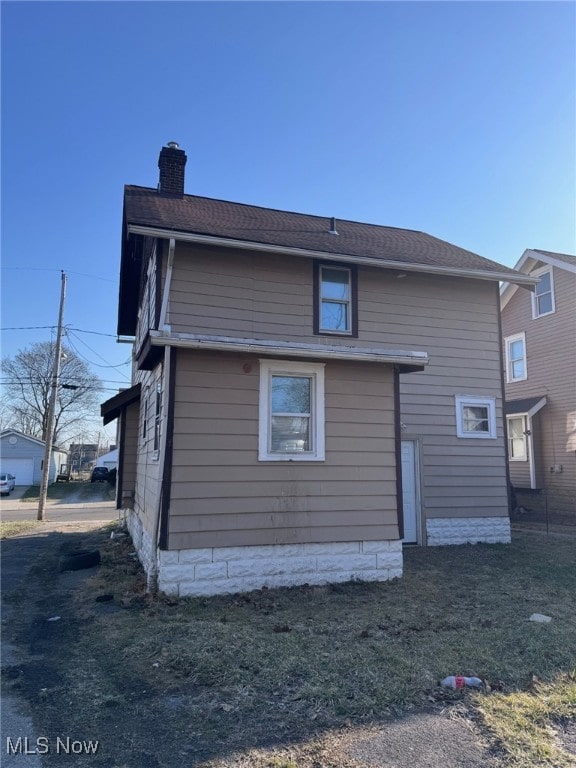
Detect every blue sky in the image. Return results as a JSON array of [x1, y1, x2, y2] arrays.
[[2, 1, 575, 433]]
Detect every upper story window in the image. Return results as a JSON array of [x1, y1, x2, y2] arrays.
[[505, 332, 527, 383], [532, 267, 555, 318], [455, 395, 496, 439], [314, 262, 357, 336], [259, 360, 325, 461]]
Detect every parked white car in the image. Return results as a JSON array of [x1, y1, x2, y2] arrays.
[[0, 473, 16, 495]]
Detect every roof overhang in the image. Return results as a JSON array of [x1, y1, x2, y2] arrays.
[[148, 330, 429, 371], [127, 224, 539, 287], [101, 383, 141, 426], [500, 249, 576, 309], [505, 395, 547, 419]]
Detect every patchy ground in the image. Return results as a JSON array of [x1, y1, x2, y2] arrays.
[[20, 481, 114, 504], [1, 528, 575, 767]]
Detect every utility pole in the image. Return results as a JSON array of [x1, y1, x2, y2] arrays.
[[38, 271, 67, 521]]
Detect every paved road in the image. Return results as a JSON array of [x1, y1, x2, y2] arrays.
[[0, 490, 117, 524]]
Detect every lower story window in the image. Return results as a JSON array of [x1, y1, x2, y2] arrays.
[[455, 395, 496, 439], [507, 416, 527, 460], [259, 360, 325, 461]]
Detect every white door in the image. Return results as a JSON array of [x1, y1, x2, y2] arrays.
[[401, 440, 419, 544], [0, 458, 34, 486]]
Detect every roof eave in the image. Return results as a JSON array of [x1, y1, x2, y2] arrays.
[[127, 224, 538, 286]]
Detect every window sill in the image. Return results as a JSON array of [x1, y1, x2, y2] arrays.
[[258, 454, 325, 462]]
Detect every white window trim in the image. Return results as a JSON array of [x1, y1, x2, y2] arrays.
[[319, 264, 352, 335], [259, 359, 325, 461], [506, 415, 528, 461], [504, 332, 527, 383], [531, 266, 555, 319], [455, 395, 497, 439]]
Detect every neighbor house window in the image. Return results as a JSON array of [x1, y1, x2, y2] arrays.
[[532, 268, 555, 318], [507, 416, 527, 461], [455, 395, 496, 439], [505, 333, 527, 383], [314, 262, 357, 336], [259, 360, 325, 461]]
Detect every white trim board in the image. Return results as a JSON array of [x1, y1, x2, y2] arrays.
[[128, 224, 538, 286], [148, 331, 429, 367]]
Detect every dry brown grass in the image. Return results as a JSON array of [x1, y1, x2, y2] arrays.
[[5, 529, 575, 766]]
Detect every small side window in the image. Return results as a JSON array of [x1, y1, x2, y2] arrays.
[[455, 395, 496, 439]]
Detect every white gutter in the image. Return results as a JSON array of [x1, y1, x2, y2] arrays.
[[158, 238, 175, 331], [128, 224, 539, 287], [148, 330, 429, 367]]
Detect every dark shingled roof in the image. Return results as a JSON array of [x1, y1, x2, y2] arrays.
[[124, 185, 524, 278], [505, 396, 547, 416]]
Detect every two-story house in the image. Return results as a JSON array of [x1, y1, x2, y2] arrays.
[[102, 143, 536, 596], [500, 249, 576, 514]]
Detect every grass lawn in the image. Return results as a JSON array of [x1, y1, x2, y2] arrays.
[[0, 520, 39, 538], [5, 530, 575, 767], [20, 480, 113, 502]]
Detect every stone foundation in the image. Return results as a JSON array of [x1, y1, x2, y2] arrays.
[[153, 539, 403, 597], [126, 510, 155, 575], [426, 516, 511, 546]]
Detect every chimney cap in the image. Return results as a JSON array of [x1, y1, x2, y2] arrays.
[[166, 141, 180, 149]]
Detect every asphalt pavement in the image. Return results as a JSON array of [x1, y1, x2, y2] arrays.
[[0, 487, 117, 524]]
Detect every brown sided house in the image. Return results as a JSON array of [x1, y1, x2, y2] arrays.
[[102, 143, 536, 596], [500, 249, 576, 515]]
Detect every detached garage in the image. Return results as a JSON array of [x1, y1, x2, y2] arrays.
[[0, 430, 68, 486]]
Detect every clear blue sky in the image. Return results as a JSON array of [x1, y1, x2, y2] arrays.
[[2, 1, 575, 420]]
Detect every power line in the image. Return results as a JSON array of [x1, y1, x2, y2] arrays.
[[1, 325, 58, 331], [1, 325, 117, 337], [2, 267, 116, 283], [66, 331, 131, 369]]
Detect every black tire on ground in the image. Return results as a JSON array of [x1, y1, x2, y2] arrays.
[[59, 549, 101, 572]]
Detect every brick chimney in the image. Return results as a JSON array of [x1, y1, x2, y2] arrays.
[[158, 141, 187, 197]]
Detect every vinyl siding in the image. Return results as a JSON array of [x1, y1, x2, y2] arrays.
[[132, 362, 165, 538], [165, 245, 509, 526], [502, 265, 576, 496], [168, 351, 398, 550], [120, 401, 139, 499]]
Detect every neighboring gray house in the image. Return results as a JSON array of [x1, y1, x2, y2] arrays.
[[102, 142, 536, 597], [0, 429, 68, 485]]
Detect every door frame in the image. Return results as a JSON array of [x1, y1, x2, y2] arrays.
[[400, 437, 422, 545]]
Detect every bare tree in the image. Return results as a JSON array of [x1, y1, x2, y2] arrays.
[[1, 342, 102, 445]]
